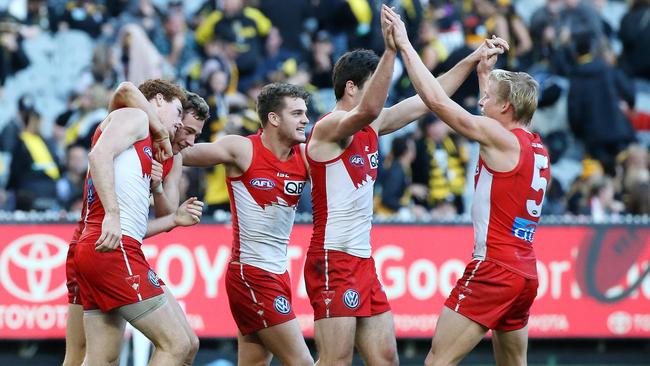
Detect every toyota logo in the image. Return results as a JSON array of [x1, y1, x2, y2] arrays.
[[0, 234, 68, 302]]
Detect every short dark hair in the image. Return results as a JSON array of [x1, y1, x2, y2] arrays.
[[183, 91, 210, 121], [256, 83, 310, 127], [138, 79, 187, 105], [332, 49, 379, 101]]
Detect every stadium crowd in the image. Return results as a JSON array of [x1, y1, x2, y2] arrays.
[[0, 0, 649, 222]]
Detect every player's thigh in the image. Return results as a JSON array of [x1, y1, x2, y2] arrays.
[[63, 304, 85, 366], [237, 331, 273, 366], [257, 319, 313, 366], [355, 311, 398, 366], [427, 307, 488, 366], [66, 303, 85, 347], [82, 311, 126, 365], [129, 296, 190, 353], [492, 326, 529, 366], [314, 316, 357, 360], [162, 286, 199, 348]]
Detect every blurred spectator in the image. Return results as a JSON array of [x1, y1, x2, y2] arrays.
[[618, 0, 650, 81], [308, 30, 335, 89], [259, 0, 311, 55], [529, 0, 564, 63], [56, 143, 87, 211], [0, 11, 29, 87], [152, 4, 198, 77], [61, 0, 106, 38], [117, 23, 166, 86], [378, 135, 416, 215], [53, 84, 109, 151], [496, 0, 533, 70], [195, 0, 272, 91], [589, 177, 624, 222], [567, 31, 636, 175], [411, 116, 468, 216], [627, 182, 650, 215], [7, 95, 61, 211]]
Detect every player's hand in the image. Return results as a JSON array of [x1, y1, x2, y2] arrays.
[[380, 4, 396, 52], [383, 5, 409, 50], [152, 129, 173, 162], [151, 159, 163, 193], [96, 212, 122, 252], [472, 35, 507, 66], [174, 197, 204, 227], [477, 36, 507, 75]]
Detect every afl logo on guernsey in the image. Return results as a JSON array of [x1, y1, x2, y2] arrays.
[[250, 178, 275, 190], [143, 146, 153, 160], [343, 289, 360, 309], [349, 154, 365, 167], [273, 295, 291, 314]]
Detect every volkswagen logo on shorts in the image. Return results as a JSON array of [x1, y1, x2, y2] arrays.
[[274, 295, 291, 314], [250, 178, 275, 190], [349, 154, 365, 167], [148, 269, 161, 288], [0, 234, 68, 302], [143, 146, 153, 160], [343, 289, 360, 309]]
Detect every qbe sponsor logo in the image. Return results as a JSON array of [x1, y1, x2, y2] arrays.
[[284, 180, 306, 196], [367, 151, 379, 169]]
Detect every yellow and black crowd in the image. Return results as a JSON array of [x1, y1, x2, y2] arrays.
[[1, 0, 650, 222]]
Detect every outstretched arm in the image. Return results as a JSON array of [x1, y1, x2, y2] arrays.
[[385, 7, 512, 148], [110, 81, 173, 161], [375, 37, 510, 135], [145, 197, 204, 238], [181, 134, 251, 171]]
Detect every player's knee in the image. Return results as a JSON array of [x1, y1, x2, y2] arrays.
[[294, 352, 315, 366], [424, 349, 451, 366], [188, 332, 200, 355], [166, 334, 192, 359], [381, 345, 399, 365]]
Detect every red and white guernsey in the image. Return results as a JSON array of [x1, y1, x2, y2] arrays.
[[471, 128, 551, 279], [227, 133, 308, 274], [307, 125, 379, 258], [79, 127, 156, 244]]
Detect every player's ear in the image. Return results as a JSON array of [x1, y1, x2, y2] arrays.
[[268, 112, 280, 127], [500, 100, 511, 115], [345, 80, 356, 98], [155, 93, 164, 106]]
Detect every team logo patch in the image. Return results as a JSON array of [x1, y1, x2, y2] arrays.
[[349, 154, 365, 167], [250, 178, 275, 190], [148, 269, 161, 288], [367, 151, 379, 169], [284, 180, 306, 196], [273, 295, 291, 314], [343, 289, 360, 309], [143, 146, 153, 160], [125, 275, 140, 292], [87, 178, 95, 203], [511, 217, 537, 242]]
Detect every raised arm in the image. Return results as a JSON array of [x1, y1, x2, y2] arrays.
[[89, 108, 149, 251], [310, 4, 396, 142], [375, 37, 510, 135], [386, 8, 513, 149], [110, 81, 173, 161]]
